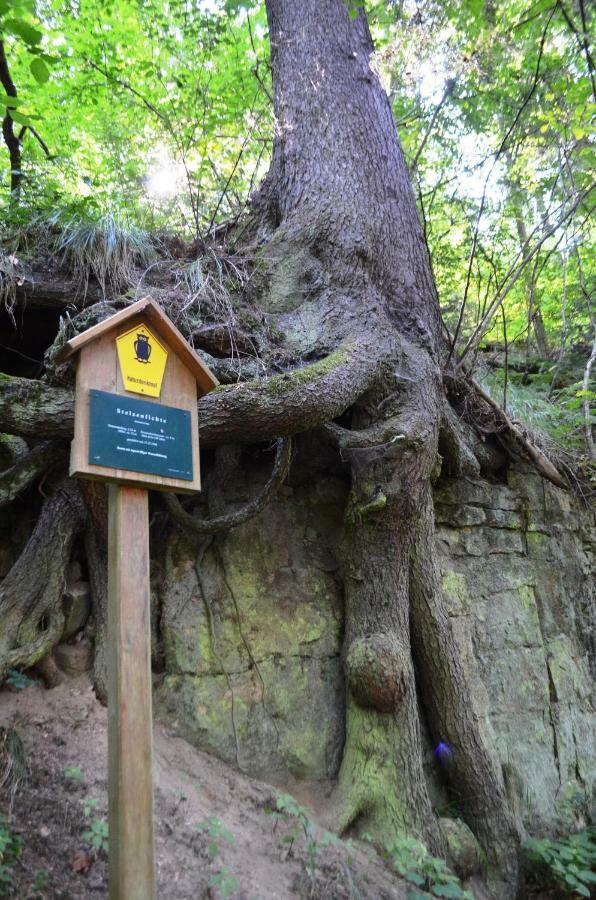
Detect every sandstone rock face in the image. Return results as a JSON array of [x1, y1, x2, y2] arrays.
[[435, 466, 595, 834], [155, 457, 347, 782], [155, 448, 594, 834]]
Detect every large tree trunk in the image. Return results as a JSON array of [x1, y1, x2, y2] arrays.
[[258, 0, 520, 888]]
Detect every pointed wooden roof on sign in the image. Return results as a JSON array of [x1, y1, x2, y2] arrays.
[[57, 296, 219, 395]]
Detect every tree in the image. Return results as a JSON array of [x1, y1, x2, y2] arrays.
[[0, 0, 587, 893]]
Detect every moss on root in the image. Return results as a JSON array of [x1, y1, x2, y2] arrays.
[[336, 702, 411, 846], [210, 344, 354, 400]]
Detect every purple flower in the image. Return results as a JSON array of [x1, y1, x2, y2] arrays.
[[434, 741, 453, 763]]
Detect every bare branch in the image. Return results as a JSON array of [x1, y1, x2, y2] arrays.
[[455, 185, 595, 372]]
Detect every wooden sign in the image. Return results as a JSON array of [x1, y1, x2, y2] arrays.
[[116, 324, 168, 397], [58, 298, 218, 900], [88, 390, 194, 481], [59, 296, 217, 493]]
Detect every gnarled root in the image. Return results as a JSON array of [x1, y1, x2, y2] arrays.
[[0, 479, 86, 681], [410, 486, 521, 892]]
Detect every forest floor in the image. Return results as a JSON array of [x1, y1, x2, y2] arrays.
[[0, 676, 409, 900]]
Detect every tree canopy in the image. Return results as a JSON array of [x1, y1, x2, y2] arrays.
[[1, 0, 593, 454]]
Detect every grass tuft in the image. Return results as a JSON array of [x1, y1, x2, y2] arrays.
[[50, 211, 155, 298]]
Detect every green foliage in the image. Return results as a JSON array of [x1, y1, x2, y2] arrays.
[[5, 669, 37, 690], [385, 833, 472, 900], [271, 793, 343, 886], [197, 814, 235, 861], [0, 816, 23, 897], [51, 211, 155, 296], [81, 797, 108, 855], [32, 868, 49, 892], [63, 764, 83, 781], [197, 817, 237, 897], [209, 867, 239, 898], [481, 362, 591, 450], [525, 829, 596, 898]]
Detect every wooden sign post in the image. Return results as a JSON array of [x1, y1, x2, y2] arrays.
[[59, 298, 218, 899]]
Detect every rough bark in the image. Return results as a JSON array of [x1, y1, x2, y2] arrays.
[[257, 0, 520, 887], [0, 479, 86, 680], [0, 441, 65, 507], [0, 341, 378, 445], [410, 488, 520, 889], [0, 40, 22, 198]]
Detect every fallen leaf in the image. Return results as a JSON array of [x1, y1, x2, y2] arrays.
[[71, 849, 91, 874]]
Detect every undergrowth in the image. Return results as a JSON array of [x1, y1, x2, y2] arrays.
[[383, 832, 473, 900], [0, 816, 22, 897], [269, 793, 358, 897], [196, 816, 239, 898], [480, 359, 594, 452], [525, 829, 596, 898]]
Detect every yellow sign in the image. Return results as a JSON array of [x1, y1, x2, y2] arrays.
[[116, 324, 167, 398]]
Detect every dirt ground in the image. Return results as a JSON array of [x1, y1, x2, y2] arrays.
[[0, 676, 409, 899]]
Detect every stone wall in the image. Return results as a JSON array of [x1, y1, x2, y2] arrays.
[[155, 445, 595, 835]]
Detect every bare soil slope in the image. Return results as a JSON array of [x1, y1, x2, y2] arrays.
[[0, 677, 407, 899]]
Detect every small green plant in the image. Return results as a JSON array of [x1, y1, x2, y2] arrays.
[[32, 868, 50, 892], [196, 815, 235, 860], [209, 866, 239, 898], [271, 793, 342, 887], [81, 797, 99, 817], [385, 832, 472, 900], [5, 669, 38, 691], [197, 818, 237, 897], [64, 765, 83, 781], [80, 798, 108, 855], [525, 829, 596, 898], [0, 815, 23, 896]]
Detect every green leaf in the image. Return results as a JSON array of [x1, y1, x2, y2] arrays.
[[7, 109, 31, 125], [4, 17, 43, 45], [432, 884, 464, 898], [0, 94, 21, 107], [30, 57, 50, 84]]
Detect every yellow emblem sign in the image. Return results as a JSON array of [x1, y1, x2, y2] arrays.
[[116, 324, 167, 398]]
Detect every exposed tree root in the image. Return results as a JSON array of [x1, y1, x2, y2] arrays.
[[410, 487, 520, 889], [0, 479, 85, 681], [164, 437, 291, 535], [0, 441, 64, 508]]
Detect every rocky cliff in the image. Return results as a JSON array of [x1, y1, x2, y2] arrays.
[[154, 438, 595, 838]]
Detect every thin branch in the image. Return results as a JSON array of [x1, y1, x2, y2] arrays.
[[22, 125, 51, 158], [558, 0, 596, 102], [455, 185, 595, 372], [446, 1, 559, 367], [87, 59, 168, 123], [467, 377, 567, 488], [247, 13, 273, 104], [410, 79, 455, 172]]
